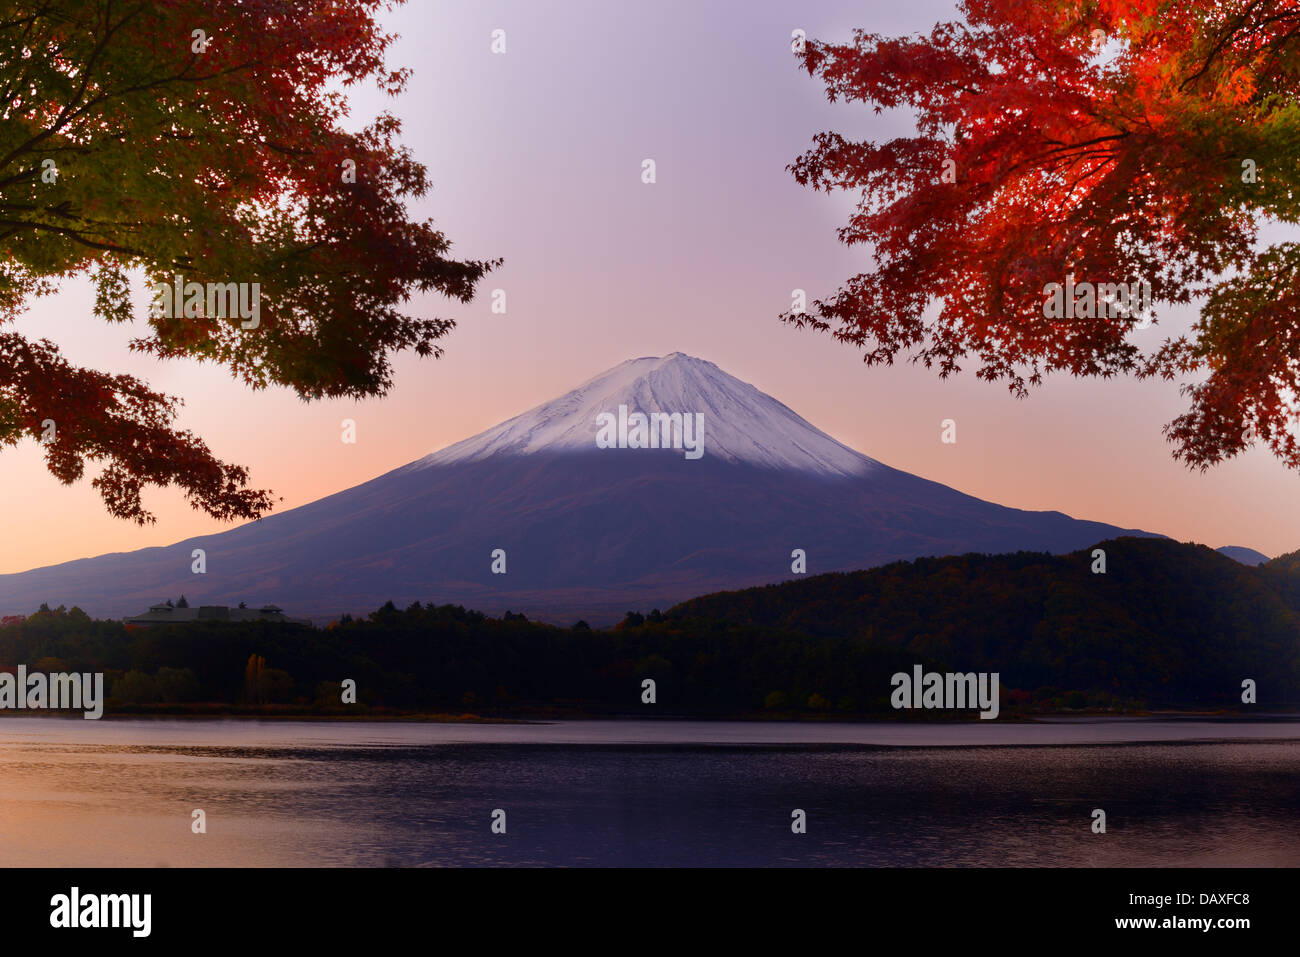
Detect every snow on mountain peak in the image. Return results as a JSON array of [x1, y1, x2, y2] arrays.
[[414, 353, 878, 476]]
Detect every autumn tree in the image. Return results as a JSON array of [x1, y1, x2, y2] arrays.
[[243, 651, 267, 705], [0, 0, 496, 522], [787, 0, 1300, 470]]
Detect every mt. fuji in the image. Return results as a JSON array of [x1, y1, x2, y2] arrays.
[[0, 353, 1159, 624]]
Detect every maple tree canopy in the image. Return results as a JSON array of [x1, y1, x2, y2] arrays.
[[0, 0, 496, 522], [787, 0, 1300, 471]]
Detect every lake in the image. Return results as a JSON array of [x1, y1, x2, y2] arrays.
[[1, 717, 1296, 866]]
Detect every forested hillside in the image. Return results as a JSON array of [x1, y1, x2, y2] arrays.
[[672, 538, 1300, 708]]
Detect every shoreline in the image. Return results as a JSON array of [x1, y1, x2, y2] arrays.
[[1, 708, 1295, 723]]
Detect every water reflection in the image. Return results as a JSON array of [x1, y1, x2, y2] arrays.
[[0, 718, 1295, 866]]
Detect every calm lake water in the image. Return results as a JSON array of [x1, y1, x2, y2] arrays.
[[1, 717, 1296, 866]]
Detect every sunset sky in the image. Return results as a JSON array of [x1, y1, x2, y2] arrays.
[[1, 0, 1297, 576]]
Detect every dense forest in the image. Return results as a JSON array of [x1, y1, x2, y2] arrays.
[[673, 537, 1300, 709], [0, 537, 1294, 717]]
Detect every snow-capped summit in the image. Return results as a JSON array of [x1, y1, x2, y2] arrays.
[[414, 352, 878, 477]]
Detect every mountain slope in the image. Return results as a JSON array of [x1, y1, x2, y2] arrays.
[[1217, 545, 1271, 566], [0, 353, 1162, 624]]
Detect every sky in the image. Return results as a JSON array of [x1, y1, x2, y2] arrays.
[[1, 0, 1297, 575]]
